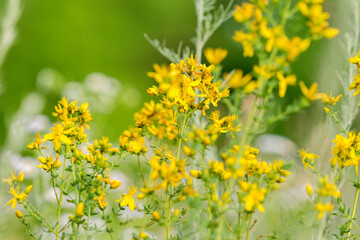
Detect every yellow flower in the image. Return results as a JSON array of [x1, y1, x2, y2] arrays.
[[116, 185, 137, 211], [226, 69, 252, 88], [233, 3, 255, 23], [299, 81, 322, 101], [44, 123, 73, 150], [94, 192, 108, 209], [204, 48, 228, 65], [27, 133, 46, 150], [242, 184, 267, 212], [15, 210, 23, 219], [139, 232, 148, 239], [3, 171, 24, 185], [5, 187, 29, 209], [190, 169, 201, 179], [183, 146, 195, 157], [317, 175, 341, 198], [37, 154, 62, 171], [349, 74, 360, 96], [298, 148, 319, 170], [306, 184, 313, 196], [349, 51, 360, 65], [75, 202, 84, 217], [24, 185, 33, 194], [152, 211, 160, 221], [322, 93, 342, 106], [316, 202, 333, 219], [323, 27, 339, 39], [277, 71, 296, 98], [109, 180, 121, 189]]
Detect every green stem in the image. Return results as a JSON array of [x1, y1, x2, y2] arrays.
[[246, 213, 253, 240], [56, 147, 68, 239], [347, 188, 360, 238], [165, 186, 172, 240], [23, 202, 61, 238], [332, 168, 343, 184], [330, 110, 348, 134]]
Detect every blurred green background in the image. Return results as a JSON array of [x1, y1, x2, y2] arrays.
[[0, 0, 352, 239], [0, 0, 342, 143]]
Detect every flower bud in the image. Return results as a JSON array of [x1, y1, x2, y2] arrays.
[[139, 232, 148, 239], [75, 202, 84, 217], [15, 210, 23, 219], [25, 185, 33, 194], [152, 211, 160, 221]]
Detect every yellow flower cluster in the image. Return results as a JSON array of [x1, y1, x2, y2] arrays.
[[150, 153, 189, 190], [29, 97, 91, 151], [331, 132, 360, 175], [297, 0, 339, 39], [349, 52, 360, 97], [147, 55, 229, 114], [135, 100, 178, 140], [232, 0, 336, 100], [119, 127, 147, 154], [3, 171, 33, 209], [239, 181, 266, 212]]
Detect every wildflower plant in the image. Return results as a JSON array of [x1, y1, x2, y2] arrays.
[[4, 0, 358, 239]]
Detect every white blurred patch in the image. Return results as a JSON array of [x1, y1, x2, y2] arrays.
[[1, 150, 38, 178], [27, 114, 50, 133], [254, 134, 297, 157], [63, 81, 87, 102]]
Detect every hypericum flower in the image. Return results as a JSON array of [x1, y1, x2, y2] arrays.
[[277, 71, 296, 98], [316, 202, 333, 219], [37, 154, 62, 171], [225, 69, 252, 89], [94, 192, 108, 209], [233, 3, 255, 23], [299, 81, 322, 101], [317, 175, 341, 198], [5, 187, 29, 209], [190, 169, 202, 179], [349, 74, 360, 96], [349, 51, 360, 66], [204, 48, 228, 65], [108, 179, 121, 189], [298, 148, 319, 170], [240, 183, 267, 212], [27, 133, 46, 150], [330, 132, 360, 174], [44, 123, 73, 150], [183, 146, 195, 157], [322, 93, 342, 106], [2, 171, 24, 185], [116, 185, 137, 211]]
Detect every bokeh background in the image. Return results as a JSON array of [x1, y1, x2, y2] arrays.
[[0, 0, 356, 239]]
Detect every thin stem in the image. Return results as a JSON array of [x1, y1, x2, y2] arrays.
[[137, 156, 147, 186], [165, 186, 171, 240], [56, 146, 68, 239], [329, 110, 348, 134], [246, 213, 253, 240], [347, 188, 360, 238], [23, 202, 61, 238]]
